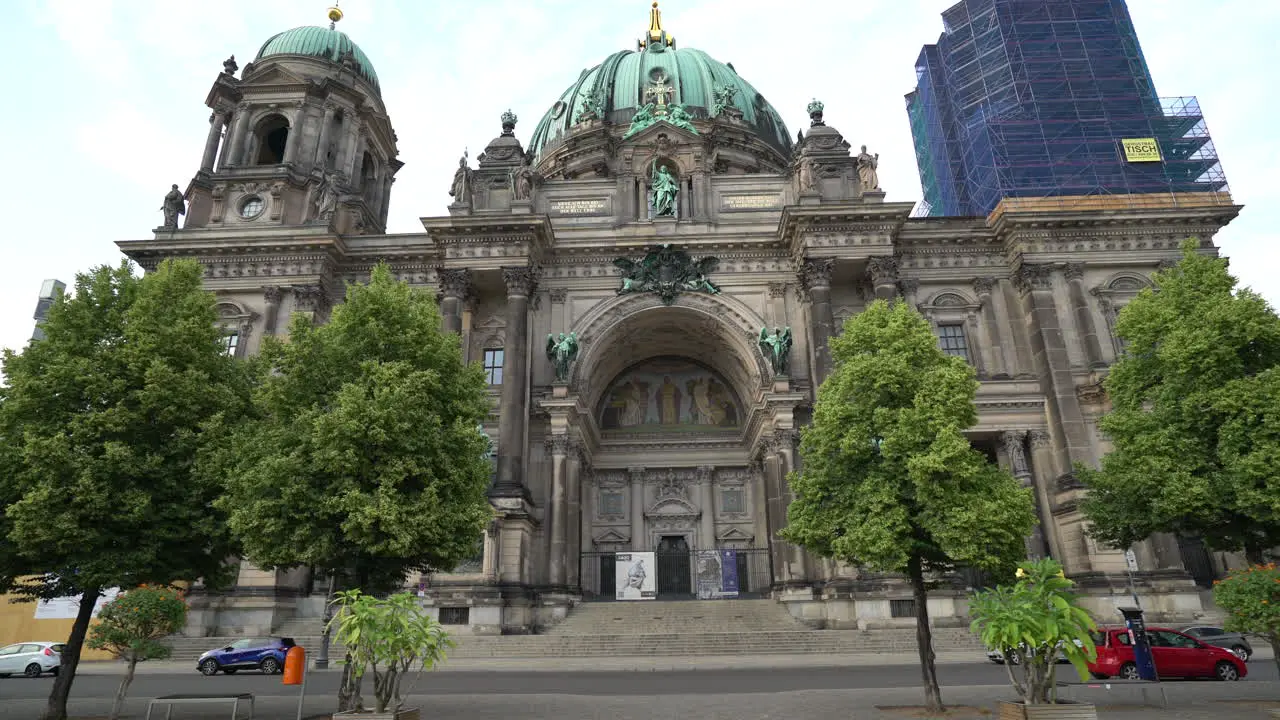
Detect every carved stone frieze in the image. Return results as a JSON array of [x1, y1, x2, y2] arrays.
[[1063, 262, 1085, 281], [767, 282, 788, 298], [263, 286, 283, 305], [544, 434, 571, 456], [898, 277, 919, 297], [292, 285, 329, 312], [1029, 429, 1052, 449], [972, 277, 995, 296], [549, 287, 569, 304], [437, 268, 472, 298]]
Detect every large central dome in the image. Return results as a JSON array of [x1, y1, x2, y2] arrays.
[[527, 3, 792, 159]]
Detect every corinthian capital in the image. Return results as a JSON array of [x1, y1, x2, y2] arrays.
[[437, 269, 472, 299], [1012, 264, 1053, 296], [798, 258, 834, 291], [866, 256, 899, 286], [502, 266, 540, 297]]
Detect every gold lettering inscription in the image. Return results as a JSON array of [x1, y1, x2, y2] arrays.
[[722, 194, 780, 210], [548, 198, 609, 215]]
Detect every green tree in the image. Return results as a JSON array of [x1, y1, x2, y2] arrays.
[[209, 264, 492, 706], [0, 260, 249, 720], [1080, 239, 1280, 561], [1212, 563, 1280, 677], [783, 300, 1036, 712], [87, 586, 188, 720]]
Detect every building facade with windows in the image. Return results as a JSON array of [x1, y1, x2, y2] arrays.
[[905, 0, 1229, 217], [118, 6, 1242, 636]]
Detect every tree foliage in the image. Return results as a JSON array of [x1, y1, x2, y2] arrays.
[[0, 260, 249, 720], [87, 586, 188, 720], [1212, 563, 1280, 677], [210, 264, 493, 591], [783, 299, 1036, 711], [1080, 240, 1280, 560], [969, 559, 1097, 705]]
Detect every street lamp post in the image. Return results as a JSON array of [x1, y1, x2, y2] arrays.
[[314, 574, 337, 669]]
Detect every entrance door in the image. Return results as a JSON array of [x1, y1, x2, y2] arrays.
[[656, 536, 692, 597]]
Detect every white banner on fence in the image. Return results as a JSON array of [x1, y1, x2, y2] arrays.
[[33, 588, 121, 620], [615, 552, 656, 600]]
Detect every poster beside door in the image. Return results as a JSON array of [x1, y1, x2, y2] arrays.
[[615, 552, 656, 600]]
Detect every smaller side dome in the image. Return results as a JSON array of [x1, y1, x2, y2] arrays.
[[256, 26, 380, 93]]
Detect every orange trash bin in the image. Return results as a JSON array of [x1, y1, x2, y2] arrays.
[[282, 645, 306, 685]]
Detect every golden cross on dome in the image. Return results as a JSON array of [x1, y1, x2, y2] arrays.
[[645, 72, 675, 114], [638, 2, 675, 50]]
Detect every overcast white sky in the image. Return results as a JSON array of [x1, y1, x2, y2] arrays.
[[2, 0, 1277, 357]]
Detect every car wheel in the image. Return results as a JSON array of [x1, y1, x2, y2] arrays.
[[1008, 653, 1021, 666], [1090, 672, 1109, 680], [23, 664, 42, 678], [1230, 645, 1251, 662], [199, 659, 219, 676], [1119, 662, 1140, 680], [259, 657, 281, 675], [1215, 661, 1240, 681]]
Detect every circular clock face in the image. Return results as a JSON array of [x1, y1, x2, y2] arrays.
[[240, 196, 264, 218]]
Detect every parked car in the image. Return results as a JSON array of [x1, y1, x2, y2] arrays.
[[0, 642, 64, 678], [196, 637, 295, 676], [986, 639, 1079, 665], [1181, 626, 1253, 662], [1088, 627, 1246, 681]]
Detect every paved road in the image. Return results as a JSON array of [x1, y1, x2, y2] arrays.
[[0, 660, 1275, 699]]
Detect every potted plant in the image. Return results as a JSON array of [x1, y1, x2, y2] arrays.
[[329, 590, 455, 720], [969, 558, 1099, 720]]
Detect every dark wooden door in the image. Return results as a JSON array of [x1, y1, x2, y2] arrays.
[[656, 536, 691, 596]]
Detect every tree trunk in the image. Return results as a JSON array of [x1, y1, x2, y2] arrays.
[[337, 653, 356, 712], [1244, 544, 1265, 565], [42, 588, 100, 720], [108, 656, 138, 720], [908, 558, 943, 712]]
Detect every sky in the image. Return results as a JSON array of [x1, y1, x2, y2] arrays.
[[1, 0, 1278, 358]]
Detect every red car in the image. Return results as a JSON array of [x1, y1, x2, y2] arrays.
[[1088, 627, 1247, 681]]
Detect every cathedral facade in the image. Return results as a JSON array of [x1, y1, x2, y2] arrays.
[[119, 7, 1242, 636]]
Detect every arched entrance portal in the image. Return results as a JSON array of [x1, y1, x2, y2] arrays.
[[566, 295, 784, 600]]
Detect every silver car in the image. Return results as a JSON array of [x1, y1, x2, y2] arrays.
[[1181, 626, 1253, 661], [0, 642, 64, 678]]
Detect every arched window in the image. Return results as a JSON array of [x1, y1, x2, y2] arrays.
[[360, 151, 380, 207], [254, 115, 290, 165]]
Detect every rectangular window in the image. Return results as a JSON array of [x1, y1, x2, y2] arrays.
[[222, 332, 240, 357], [438, 607, 470, 625], [601, 492, 624, 517], [890, 599, 917, 618], [721, 488, 745, 514], [937, 324, 970, 363], [482, 348, 504, 385]]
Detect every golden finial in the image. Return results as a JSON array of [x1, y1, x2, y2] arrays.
[[639, 1, 675, 51], [327, 3, 344, 30]]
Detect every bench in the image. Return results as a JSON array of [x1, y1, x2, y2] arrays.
[[1056, 680, 1167, 708], [145, 693, 255, 720]]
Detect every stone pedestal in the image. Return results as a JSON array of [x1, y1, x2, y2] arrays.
[[510, 200, 532, 215], [798, 190, 822, 206], [860, 190, 886, 204], [447, 201, 472, 217]]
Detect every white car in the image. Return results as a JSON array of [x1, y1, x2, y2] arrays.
[[0, 642, 64, 678]]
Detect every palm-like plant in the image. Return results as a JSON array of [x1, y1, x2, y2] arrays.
[[969, 558, 1098, 705]]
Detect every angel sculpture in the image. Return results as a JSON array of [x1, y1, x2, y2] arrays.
[[546, 332, 579, 382], [758, 327, 794, 377], [613, 256, 650, 295], [684, 256, 721, 295]]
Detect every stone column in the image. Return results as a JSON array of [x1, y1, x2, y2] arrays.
[[201, 111, 228, 172], [262, 286, 283, 336], [1002, 430, 1048, 559], [798, 259, 836, 385], [567, 443, 585, 589], [1014, 263, 1094, 476], [1062, 263, 1105, 369], [629, 467, 646, 551], [994, 277, 1032, 376], [283, 113, 301, 165], [436, 269, 471, 335], [973, 278, 1009, 378], [697, 466, 716, 550], [757, 438, 789, 584], [492, 266, 538, 498], [773, 429, 810, 582], [866, 256, 900, 302], [899, 278, 921, 311], [223, 103, 250, 168], [545, 435, 570, 586], [314, 103, 336, 169], [1028, 430, 1068, 567]]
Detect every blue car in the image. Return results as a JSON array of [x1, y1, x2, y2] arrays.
[[197, 637, 295, 676]]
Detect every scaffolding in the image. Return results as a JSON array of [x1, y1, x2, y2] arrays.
[[905, 0, 1230, 217]]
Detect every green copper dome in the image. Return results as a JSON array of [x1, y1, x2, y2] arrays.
[[256, 26, 380, 93], [529, 45, 792, 159], [529, 5, 790, 159]]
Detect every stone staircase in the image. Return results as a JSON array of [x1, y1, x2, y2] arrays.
[[448, 599, 987, 658], [164, 600, 987, 661]]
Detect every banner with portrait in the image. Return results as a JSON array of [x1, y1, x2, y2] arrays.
[[696, 550, 740, 599], [615, 552, 656, 600]]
